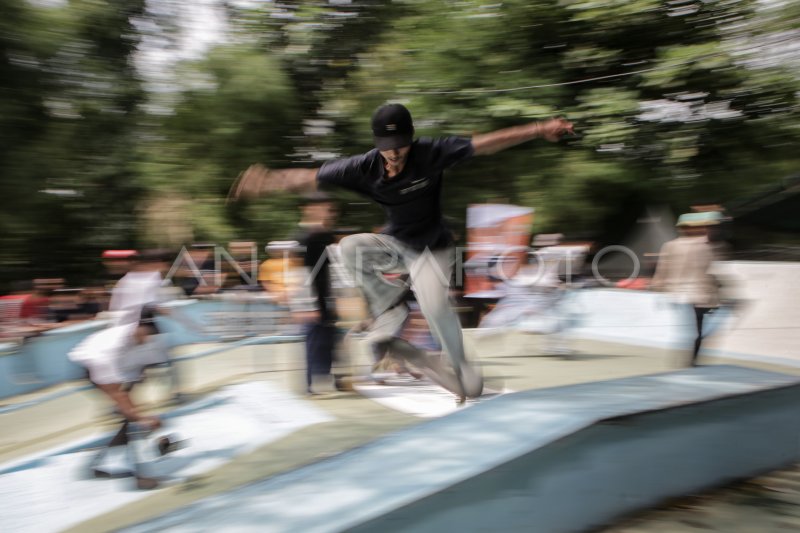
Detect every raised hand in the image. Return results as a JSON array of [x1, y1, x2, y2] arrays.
[[538, 118, 574, 142], [227, 165, 318, 203], [227, 164, 272, 202]]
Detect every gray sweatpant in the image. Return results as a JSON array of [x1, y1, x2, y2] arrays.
[[339, 233, 466, 372]]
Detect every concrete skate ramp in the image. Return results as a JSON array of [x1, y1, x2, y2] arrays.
[[126, 365, 800, 533], [0, 381, 333, 533]]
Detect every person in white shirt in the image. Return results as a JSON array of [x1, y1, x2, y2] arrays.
[[108, 251, 168, 326], [69, 250, 178, 489], [651, 212, 722, 366]]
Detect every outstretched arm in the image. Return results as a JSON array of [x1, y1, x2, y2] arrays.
[[471, 117, 574, 156], [228, 165, 318, 202]]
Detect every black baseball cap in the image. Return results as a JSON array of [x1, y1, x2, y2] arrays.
[[371, 104, 414, 151]]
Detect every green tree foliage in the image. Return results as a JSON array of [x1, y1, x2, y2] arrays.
[[312, 0, 799, 237], [1, 0, 798, 286], [136, 44, 303, 246], [0, 0, 146, 285]]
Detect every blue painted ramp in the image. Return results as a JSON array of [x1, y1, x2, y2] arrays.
[[126, 366, 800, 533]]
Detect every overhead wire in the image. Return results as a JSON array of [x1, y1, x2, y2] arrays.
[[395, 33, 800, 96]]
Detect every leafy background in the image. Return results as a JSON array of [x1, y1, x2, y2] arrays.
[[1, 0, 798, 285]]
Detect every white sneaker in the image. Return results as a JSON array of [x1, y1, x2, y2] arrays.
[[310, 374, 337, 394]]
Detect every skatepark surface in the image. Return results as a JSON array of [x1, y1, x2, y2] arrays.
[[2, 299, 799, 533]]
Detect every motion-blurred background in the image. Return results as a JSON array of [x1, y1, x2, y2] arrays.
[[2, 0, 798, 287]]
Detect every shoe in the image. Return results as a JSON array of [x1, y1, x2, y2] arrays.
[[334, 376, 354, 392], [310, 374, 337, 394], [92, 468, 134, 479], [135, 476, 160, 490], [306, 385, 333, 397], [157, 436, 186, 456], [367, 372, 388, 385], [457, 362, 484, 399]]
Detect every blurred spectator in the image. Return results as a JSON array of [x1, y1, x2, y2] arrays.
[[39, 284, 104, 323], [691, 204, 733, 260], [0, 281, 33, 338], [289, 192, 340, 394], [0, 279, 78, 339], [108, 250, 171, 326], [49, 287, 82, 322], [72, 287, 103, 320], [171, 244, 220, 296], [650, 212, 722, 366], [20, 278, 61, 322], [0, 283, 28, 314], [259, 241, 300, 305], [221, 240, 261, 291], [101, 250, 138, 288]]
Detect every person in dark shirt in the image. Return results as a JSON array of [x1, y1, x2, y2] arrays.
[[230, 104, 573, 401], [292, 192, 340, 394]]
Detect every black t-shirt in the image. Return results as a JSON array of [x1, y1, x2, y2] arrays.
[[317, 136, 473, 250], [293, 227, 336, 324]]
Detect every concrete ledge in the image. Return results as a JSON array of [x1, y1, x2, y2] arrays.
[[0, 335, 304, 415], [0, 298, 292, 400], [125, 365, 800, 533], [0, 337, 306, 457]]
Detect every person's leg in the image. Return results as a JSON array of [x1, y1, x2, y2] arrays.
[[691, 306, 709, 366], [121, 331, 170, 382], [306, 321, 339, 393], [108, 419, 130, 447], [304, 322, 315, 392], [339, 234, 412, 346], [125, 421, 160, 490], [318, 323, 336, 376], [86, 376, 160, 488], [408, 248, 482, 398], [89, 418, 131, 477], [339, 233, 410, 318], [142, 312, 182, 401], [386, 338, 467, 400], [339, 236, 482, 397], [124, 331, 182, 404], [89, 374, 132, 476]]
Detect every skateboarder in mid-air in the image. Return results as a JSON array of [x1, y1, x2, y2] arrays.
[[230, 104, 573, 401]]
